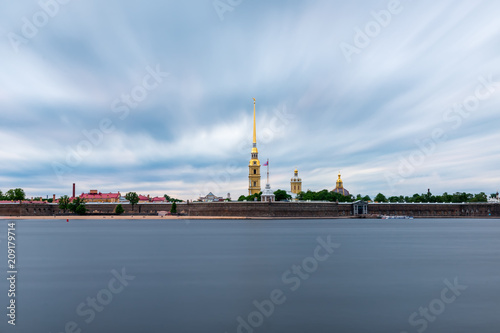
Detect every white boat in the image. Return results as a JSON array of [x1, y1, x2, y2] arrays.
[[381, 215, 414, 220]]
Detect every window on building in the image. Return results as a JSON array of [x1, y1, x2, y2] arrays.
[[254, 169, 256, 174], [253, 161, 256, 165], [253, 182, 256, 187]]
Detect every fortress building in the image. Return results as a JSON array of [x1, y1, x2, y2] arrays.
[[290, 169, 302, 194], [248, 98, 261, 195], [332, 172, 350, 196]]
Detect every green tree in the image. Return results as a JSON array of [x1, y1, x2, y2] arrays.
[[59, 195, 70, 213], [164, 194, 183, 202], [315, 189, 332, 201], [362, 195, 371, 202], [238, 192, 262, 201], [0, 190, 3, 200], [412, 193, 424, 203], [274, 189, 292, 201], [441, 192, 452, 203], [332, 192, 352, 202], [170, 202, 177, 214], [115, 204, 124, 215], [68, 197, 86, 214], [5, 188, 26, 201], [374, 193, 387, 202], [471, 192, 487, 202], [75, 204, 87, 215], [297, 190, 351, 202], [298, 190, 315, 201], [388, 196, 400, 203], [125, 192, 139, 210]]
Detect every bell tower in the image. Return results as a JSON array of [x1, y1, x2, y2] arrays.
[[291, 169, 302, 194], [248, 98, 261, 195]]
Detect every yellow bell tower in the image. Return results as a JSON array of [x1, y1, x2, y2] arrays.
[[248, 98, 261, 195], [291, 169, 302, 194]]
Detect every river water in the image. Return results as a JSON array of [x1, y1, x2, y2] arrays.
[[1, 218, 499, 333]]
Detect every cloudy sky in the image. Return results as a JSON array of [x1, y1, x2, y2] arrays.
[[1, 0, 499, 200]]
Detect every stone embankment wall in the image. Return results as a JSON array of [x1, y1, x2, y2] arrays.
[[185, 202, 339, 217], [0, 202, 498, 218], [363, 203, 500, 218]]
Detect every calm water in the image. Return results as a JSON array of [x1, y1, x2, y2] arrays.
[[1, 218, 500, 333]]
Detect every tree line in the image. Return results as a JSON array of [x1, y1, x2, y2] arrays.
[[372, 191, 491, 203], [0, 188, 26, 201], [238, 189, 494, 203]]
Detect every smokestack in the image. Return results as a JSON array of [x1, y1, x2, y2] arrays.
[[73, 183, 76, 198], [53, 194, 56, 201]]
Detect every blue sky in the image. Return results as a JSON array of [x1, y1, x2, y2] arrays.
[[1, 0, 499, 200]]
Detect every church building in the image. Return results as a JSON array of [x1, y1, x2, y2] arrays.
[[332, 172, 350, 196], [290, 169, 302, 194], [248, 98, 261, 195]]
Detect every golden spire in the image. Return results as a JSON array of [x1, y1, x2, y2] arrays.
[[251, 98, 258, 153], [249, 98, 261, 195], [253, 98, 256, 145]]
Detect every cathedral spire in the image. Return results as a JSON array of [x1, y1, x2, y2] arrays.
[[253, 98, 257, 147], [248, 98, 261, 195]]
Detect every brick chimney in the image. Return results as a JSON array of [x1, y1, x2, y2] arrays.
[[73, 183, 76, 198]]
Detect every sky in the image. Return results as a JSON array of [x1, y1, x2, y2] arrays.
[[1, 0, 500, 200]]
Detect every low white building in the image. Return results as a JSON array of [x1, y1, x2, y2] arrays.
[[198, 192, 224, 202], [488, 192, 500, 203], [261, 184, 275, 202]]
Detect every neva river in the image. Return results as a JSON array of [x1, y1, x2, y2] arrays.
[[1, 219, 500, 333]]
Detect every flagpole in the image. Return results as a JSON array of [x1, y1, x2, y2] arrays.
[[267, 159, 269, 184]]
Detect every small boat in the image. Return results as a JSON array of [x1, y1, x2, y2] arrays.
[[380, 215, 414, 220]]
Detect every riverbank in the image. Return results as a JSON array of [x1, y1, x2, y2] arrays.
[[1, 201, 498, 218], [1, 215, 498, 220], [0, 215, 248, 220]]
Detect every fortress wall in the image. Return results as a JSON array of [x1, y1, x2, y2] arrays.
[[368, 203, 498, 217], [185, 202, 339, 217], [338, 204, 354, 216], [0, 202, 498, 218], [0, 204, 22, 216]]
